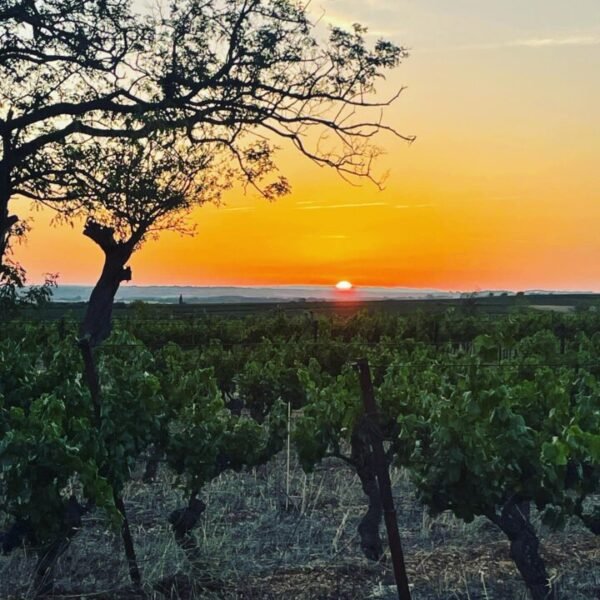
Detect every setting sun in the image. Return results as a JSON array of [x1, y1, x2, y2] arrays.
[[336, 280, 353, 291]]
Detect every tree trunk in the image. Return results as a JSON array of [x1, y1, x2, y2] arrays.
[[79, 220, 134, 347], [32, 497, 86, 598], [0, 162, 18, 276], [351, 421, 383, 561], [81, 258, 129, 345], [489, 499, 554, 600], [169, 494, 206, 571], [76, 220, 146, 588], [0, 213, 17, 272], [79, 338, 103, 425]]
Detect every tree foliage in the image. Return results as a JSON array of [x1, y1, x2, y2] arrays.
[[0, 0, 410, 281]]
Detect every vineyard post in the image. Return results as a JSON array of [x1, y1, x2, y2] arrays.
[[286, 401, 291, 511], [354, 358, 412, 600], [114, 495, 142, 588]]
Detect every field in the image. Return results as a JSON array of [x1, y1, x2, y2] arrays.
[[12, 292, 600, 321], [1, 301, 599, 599], [1, 450, 598, 599], [2, 1, 599, 598]]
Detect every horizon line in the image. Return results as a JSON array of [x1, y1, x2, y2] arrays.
[[46, 283, 599, 294]]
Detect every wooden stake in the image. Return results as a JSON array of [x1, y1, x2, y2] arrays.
[[355, 358, 412, 600], [286, 401, 291, 511], [114, 494, 143, 590]]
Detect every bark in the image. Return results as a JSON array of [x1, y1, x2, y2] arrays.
[[169, 494, 206, 570], [488, 499, 554, 600], [79, 338, 103, 425], [76, 221, 146, 587], [79, 220, 134, 347], [32, 496, 86, 598], [114, 495, 143, 590], [0, 214, 16, 270], [351, 420, 383, 561], [0, 162, 17, 274], [0, 123, 16, 271]]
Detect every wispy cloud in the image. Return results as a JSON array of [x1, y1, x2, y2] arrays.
[[461, 35, 600, 51], [394, 203, 435, 209], [508, 35, 600, 48], [221, 206, 255, 212], [297, 202, 387, 210]]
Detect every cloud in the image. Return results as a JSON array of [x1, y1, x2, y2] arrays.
[[296, 202, 387, 210], [508, 36, 600, 48], [221, 206, 255, 212], [394, 203, 435, 209], [460, 35, 600, 51]]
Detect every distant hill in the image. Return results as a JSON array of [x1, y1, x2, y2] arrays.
[[50, 285, 459, 304]]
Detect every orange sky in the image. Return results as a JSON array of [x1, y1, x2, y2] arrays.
[[13, 1, 600, 291]]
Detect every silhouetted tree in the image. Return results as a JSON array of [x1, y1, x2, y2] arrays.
[[54, 131, 225, 589], [0, 0, 412, 283], [54, 131, 230, 346]]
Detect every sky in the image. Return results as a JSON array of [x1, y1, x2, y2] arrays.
[[14, 0, 600, 290]]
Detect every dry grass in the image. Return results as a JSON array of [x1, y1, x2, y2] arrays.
[[0, 452, 598, 599]]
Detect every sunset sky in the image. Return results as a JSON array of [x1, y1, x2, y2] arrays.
[[14, 0, 600, 291]]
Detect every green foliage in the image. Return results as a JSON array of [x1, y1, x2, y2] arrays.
[[1, 307, 599, 578], [0, 272, 57, 318], [293, 364, 361, 472], [165, 366, 230, 489], [382, 337, 600, 529], [151, 339, 289, 492], [96, 332, 167, 493], [0, 330, 118, 544]]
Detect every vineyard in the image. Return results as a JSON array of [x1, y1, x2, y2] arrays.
[[0, 0, 597, 597], [0, 305, 598, 599]]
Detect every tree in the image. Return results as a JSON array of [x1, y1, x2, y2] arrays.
[[0, 0, 412, 282], [54, 129, 283, 587], [0, 0, 148, 278], [56, 132, 228, 346]]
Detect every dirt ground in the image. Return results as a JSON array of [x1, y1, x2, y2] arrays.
[[1, 453, 598, 599]]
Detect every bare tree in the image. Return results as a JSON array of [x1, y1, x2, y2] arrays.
[[0, 0, 412, 282]]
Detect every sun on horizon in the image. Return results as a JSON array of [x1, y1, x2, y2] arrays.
[[335, 280, 353, 291]]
